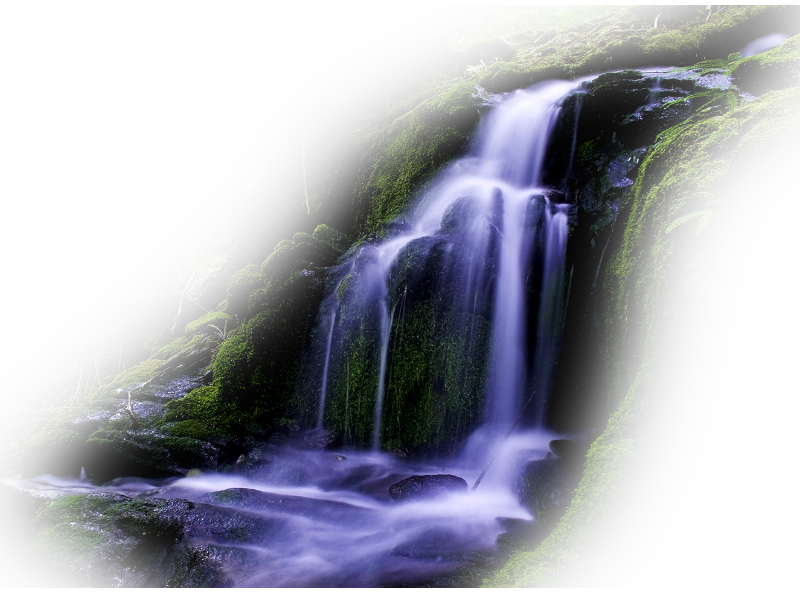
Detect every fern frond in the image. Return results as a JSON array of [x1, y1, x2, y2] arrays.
[[695, 210, 713, 234], [686, 260, 719, 289], [692, 276, 717, 304], [683, 256, 713, 271], [664, 210, 707, 233], [727, 88, 738, 112]]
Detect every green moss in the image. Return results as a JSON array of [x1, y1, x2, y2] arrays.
[[226, 264, 263, 318], [184, 311, 236, 337], [151, 336, 191, 360], [83, 427, 175, 480], [730, 33, 800, 94], [312, 223, 347, 251], [164, 386, 220, 423], [33, 492, 185, 575], [17, 429, 86, 477], [33, 514, 106, 564], [363, 81, 480, 232], [166, 419, 214, 440], [474, 6, 793, 96], [110, 358, 164, 389]]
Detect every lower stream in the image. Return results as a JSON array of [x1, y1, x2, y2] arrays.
[[8, 429, 572, 586]]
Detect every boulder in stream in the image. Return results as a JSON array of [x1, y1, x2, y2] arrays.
[[302, 428, 342, 450], [388, 474, 468, 502]]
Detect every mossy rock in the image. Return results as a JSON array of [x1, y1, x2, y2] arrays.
[[16, 429, 87, 477], [184, 311, 236, 338], [730, 32, 800, 95], [164, 386, 222, 424], [83, 430, 180, 481], [109, 358, 164, 391], [32, 493, 200, 586], [149, 336, 189, 358], [312, 223, 348, 251], [226, 264, 263, 318]]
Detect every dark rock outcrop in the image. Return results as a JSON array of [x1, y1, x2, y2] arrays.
[[388, 474, 468, 502]]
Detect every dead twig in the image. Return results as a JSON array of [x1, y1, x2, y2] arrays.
[[302, 133, 310, 215], [120, 374, 158, 428]]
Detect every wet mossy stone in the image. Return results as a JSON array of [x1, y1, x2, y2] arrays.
[[164, 386, 220, 423], [107, 358, 164, 391], [312, 223, 347, 252], [32, 492, 219, 587], [226, 264, 262, 318], [388, 474, 468, 502], [0, 483, 56, 585], [151, 335, 192, 360], [548, 439, 583, 460], [730, 33, 800, 95], [261, 236, 341, 288], [302, 428, 342, 450], [184, 311, 235, 338], [83, 427, 182, 482], [17, 429, 87, 477]]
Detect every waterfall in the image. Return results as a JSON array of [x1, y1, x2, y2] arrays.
[[312, 78, 585, 451]]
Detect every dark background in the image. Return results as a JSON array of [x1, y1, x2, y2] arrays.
[[2, 5, 446, 410]]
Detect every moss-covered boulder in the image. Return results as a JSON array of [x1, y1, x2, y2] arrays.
[[731, 32, 800, 94], [225, 264, 263, 319], [184, 311, 236, 338], [30, 492, 279, 586], [16, 429, 88, 477], [388, 474, 468, 502]]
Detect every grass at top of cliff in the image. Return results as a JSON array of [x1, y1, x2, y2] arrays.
[[474, 5, 796, 93]]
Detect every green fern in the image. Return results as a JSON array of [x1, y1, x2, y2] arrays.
[[665, 192, 728, 235], [683, 250, 722, 304]]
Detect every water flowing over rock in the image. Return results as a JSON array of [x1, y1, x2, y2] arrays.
[[14, 15, 799, 583], [388, 474, 468, 502]]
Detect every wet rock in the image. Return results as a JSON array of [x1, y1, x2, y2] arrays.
[[388, 474, 468, 502], [548, 439, 582, 460], [30, 491, 276, 587], [390, 526, 480, 561], [302, 428, 342, 450], [17, 429, 88, 477], [519, 456, 583, 530], [463, 38, 515, 66], [0, 482, 56, 585], [202, 487, 370, 522]]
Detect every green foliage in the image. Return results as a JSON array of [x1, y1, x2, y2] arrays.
[[664, 210, 713, 235], [184, 311, 235, 338], [684, 250, 722, 304], [226, 264, 263, 318], [431, 4, 624, 49], [664, 192, 728, 304]]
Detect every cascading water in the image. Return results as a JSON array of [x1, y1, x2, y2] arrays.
[[313, 78, 584, 453], [9, 76, 595, 588]]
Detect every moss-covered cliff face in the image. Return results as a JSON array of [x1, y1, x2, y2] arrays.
[[485, 31, 800, 588]]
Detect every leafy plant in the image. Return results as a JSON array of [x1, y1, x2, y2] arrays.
[[665, 192, 728, 235], [665, 192, 744, 305], [683, 250, 722, 304]]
